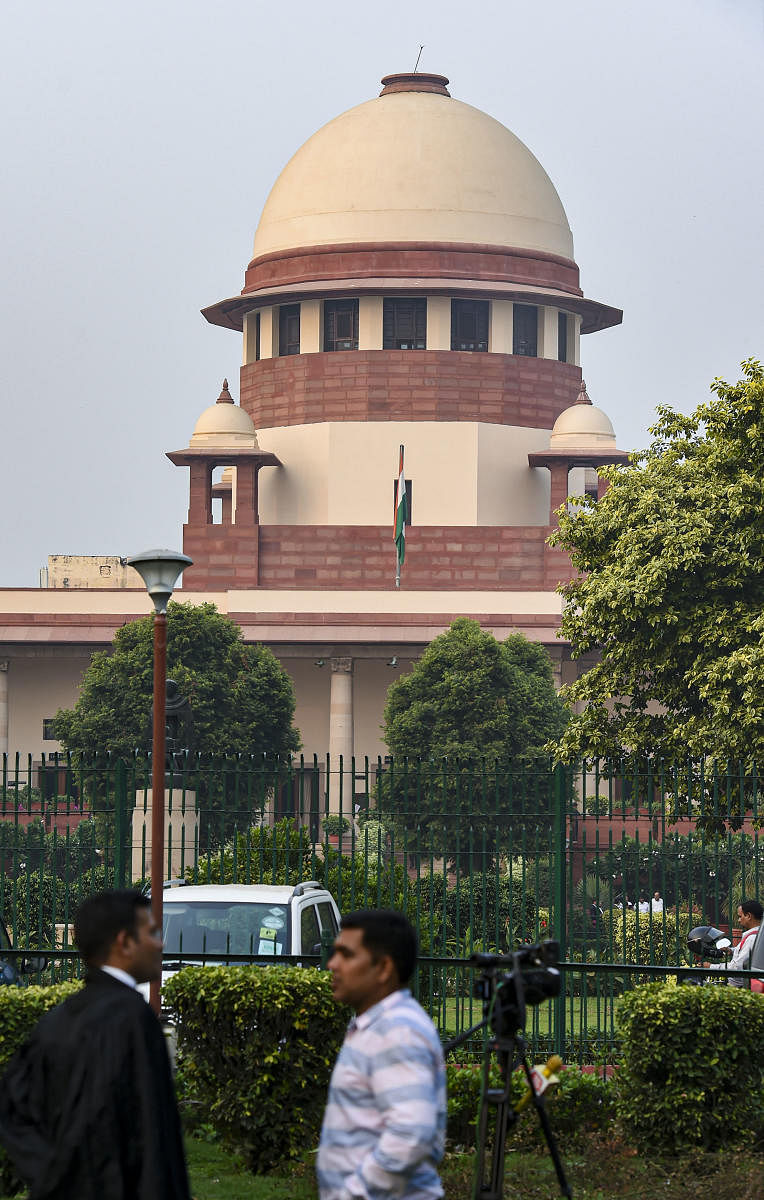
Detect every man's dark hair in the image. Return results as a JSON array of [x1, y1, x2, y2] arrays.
[[74, 890, 151, 965], [340, 909, 418, 984], [740, 899, 764, 921]]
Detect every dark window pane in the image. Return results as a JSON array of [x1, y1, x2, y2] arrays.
[[324, 300, 359, 352], [557, 311, 567, 362], [513, 304, 537, 357], [300, 905, 321, 955], [279, 304, 300, 356], [318, 901, 339, 935], [255, 311, 261, 362], [383, 298, 427, 349], [451, 300, 488, 351]]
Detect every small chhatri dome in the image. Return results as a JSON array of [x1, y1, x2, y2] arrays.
[[549, 382, 617, 451], [189, 380, 260, 449]]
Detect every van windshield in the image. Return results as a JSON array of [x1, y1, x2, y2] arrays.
[[163, 901, 289, 957]]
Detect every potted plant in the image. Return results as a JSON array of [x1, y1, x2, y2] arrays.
[[322, 814, 351, 847]]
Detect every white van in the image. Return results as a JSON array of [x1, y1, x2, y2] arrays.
[[138, 880, 341, 1001]]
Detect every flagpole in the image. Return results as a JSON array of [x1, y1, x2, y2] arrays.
[[394, 444, 405, 588]]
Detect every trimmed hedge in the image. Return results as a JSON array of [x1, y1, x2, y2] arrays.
[[0, 981, 81, 1194], [616, 981, 764, 1152], [164, 964, 349, 1172], [446, 1060, 615, 1151], [601, 908, 688, 967], [415, 872, 537, 953]]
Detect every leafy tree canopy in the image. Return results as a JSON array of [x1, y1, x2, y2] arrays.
[[53, 602, 300, 762], [551, 359, 764, 764], [379, 619, 568, 858], [383, 617, 567, 764]]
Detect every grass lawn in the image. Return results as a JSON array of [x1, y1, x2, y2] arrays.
[[186, 1136, 764, 1200], [4, 1135, 763, 1198], [432, 992, 619, 1042]]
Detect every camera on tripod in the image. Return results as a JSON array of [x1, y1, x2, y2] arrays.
[[448, 940, 571, 1199], [470, 939, 562, 1035]]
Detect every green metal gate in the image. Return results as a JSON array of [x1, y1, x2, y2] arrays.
[[2, 752, 761, 1060]]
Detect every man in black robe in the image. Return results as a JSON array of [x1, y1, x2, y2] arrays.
[[0, 889, 191, 1199]]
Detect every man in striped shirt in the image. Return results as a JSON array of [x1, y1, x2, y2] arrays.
[[317, 910, 446, 1200]]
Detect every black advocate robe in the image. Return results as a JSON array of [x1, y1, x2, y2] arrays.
[[0, 969, 190, 1199]]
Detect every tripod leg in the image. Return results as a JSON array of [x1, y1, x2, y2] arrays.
[[519, 1053, 573, 1198], [487, 1096, 512, 1199], [473, 1046, 517, 1200]]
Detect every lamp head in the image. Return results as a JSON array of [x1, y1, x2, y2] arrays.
[[127, 549, 193, 614]]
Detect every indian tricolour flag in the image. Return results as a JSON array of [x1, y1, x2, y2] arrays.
[[394, 445, 407, 584]]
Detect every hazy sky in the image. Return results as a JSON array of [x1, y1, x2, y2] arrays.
[[1, 0, 762, 585]]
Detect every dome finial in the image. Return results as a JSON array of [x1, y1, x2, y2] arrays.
[[575, 380, 591, 405], [217, 379, 234, 405], [380, 72, 450, 96]]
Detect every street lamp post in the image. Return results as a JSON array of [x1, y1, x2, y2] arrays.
[[127, 549, 192, 1014]]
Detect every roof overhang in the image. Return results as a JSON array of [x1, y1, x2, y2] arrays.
[[203, 278, 622, 336], [166, 448, 282, 468], [528, 448, 631, 468]]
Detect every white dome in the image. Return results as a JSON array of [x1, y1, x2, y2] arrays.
[[189, 382, 259, 449], [549, 393, 617, 452], [252, 83, 574, 261]]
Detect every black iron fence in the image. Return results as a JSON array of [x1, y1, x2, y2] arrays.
[[2, 752, 762, 1060]]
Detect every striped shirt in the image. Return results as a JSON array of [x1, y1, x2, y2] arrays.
[[317, 989, 446, 1200]]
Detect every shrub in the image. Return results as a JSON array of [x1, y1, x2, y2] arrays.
[[189, 817, 318, 886], [322, 814, 350, 837], [446, 1060, 502, 1145], [416, 873, 536, 953], [0, 981, 81, 1194], [592, 832, 757, 910], [601, 908, 688, 967], [164, 964, 348, 1172], [445, 1060, 615, 1151], [615, 981, 764, 1152], [188, 817, 437, 950], [507, 855, 554, 906]]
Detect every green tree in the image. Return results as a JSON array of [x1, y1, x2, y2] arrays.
[[551, 360, 764, 767], [53, 602, 300, 762], [379, 618, 568, 859]]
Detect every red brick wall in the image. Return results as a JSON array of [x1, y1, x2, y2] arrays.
[[243, 241, 582, 296], [181, 523, 575, 591], [240, 350, 581, 430]]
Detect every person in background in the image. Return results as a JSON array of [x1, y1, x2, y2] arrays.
[[318, 909, 446, 1200], [650, 891, 664, 913], [0, 889, 190, 1199], [705, 899, 763, 987]]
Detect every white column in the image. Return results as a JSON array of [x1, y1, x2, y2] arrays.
[[426, 297, 451, 350], [300, 300, 322, 353], [243, 310, 260, 364], [358, 297, 383, 350], [490, 300, 513, 353], [258, 307, 276, 359], [0, 661, 8, 756], [131, 789, 199, 884], [328, 657, 354, 817], [540, 306, 558, 360], [572, 315, 581, 366]]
